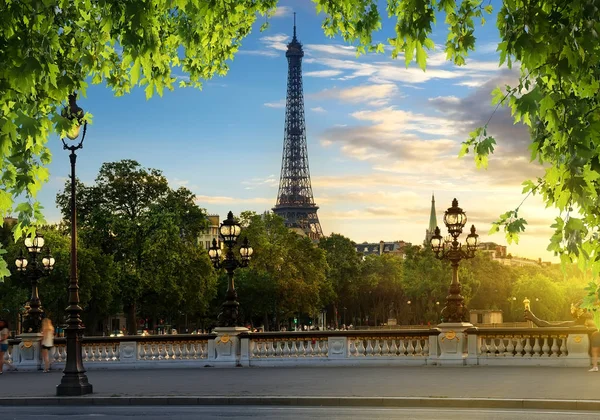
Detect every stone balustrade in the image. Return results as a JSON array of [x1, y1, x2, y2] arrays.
[[4, 326, 595, 370], [466, 327, 592, 367]]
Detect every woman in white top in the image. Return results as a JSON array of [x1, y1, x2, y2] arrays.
[[0, 319, 13, 374], [41, 318, 55, 373]]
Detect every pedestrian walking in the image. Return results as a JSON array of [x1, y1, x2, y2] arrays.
[[0, 319, 16, 374], [41, 318, 55, 373]]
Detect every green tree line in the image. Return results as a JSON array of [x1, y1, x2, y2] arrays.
[[1, 160, 591, 333]]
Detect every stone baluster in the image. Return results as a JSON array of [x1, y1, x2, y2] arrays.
[[559, 336, 567, 356], [357, 339, 365, 356], [415, 339, 423, 356], [505, 337, 514, 357], [365, 339, 374, 356], [348, 339, 356, 357], [398, 339, 407, 356], [497, 338, 506, 357], [542, 337, 550, 357], [389, 339, 398, 356], [532, 337, 541, 357], [423, 338, 429, 356], [514, 337, 524, 357], [550, 336, 559, 357], [407, 339, 415, 356], [524, 338, 532, 357], [480, 338, 489, 357], [297, 340, 305, 357], [307, 340, 315, 357], [321, 339, 328, 356], [381, 339, 390, 356], [282, 341, 290, 357], [176, 342, 183, 359], [257, 341, 264, 358], [101, 345, 109, 361]]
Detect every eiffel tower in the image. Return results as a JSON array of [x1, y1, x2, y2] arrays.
[[273, 14, 323, 241]]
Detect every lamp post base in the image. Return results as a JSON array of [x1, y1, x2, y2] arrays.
[[56, 375, 93, 396], [436, 322, 473, 366]]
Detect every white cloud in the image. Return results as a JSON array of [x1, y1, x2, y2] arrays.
[[238, 50, 278, 57], [239, 33, 289, 57], [305, 44, 357, 57], [264, 99, 286, 108], [272, 6, 292, 18], [310, 84, 399, 105], [304, 70, 343, 78], [195, 195, 273, 205], [242, 175, 279, 189], [311, 106, 327, 113]]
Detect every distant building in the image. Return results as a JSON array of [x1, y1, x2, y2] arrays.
[[423, 194, 437, 247], [478, 241, 551, 266], [470, 309, 503, 325], [478, 242, 507, 259], [356, 240, 412, 259], [198, 214, 220, 250]]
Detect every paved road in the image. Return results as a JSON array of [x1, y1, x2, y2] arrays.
[[0, 366, 598, 400], [2, 406, 600, 420]]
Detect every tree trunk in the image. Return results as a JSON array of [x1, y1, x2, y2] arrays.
[[263, 312, 269, 331], [124, 302, 137, 335]]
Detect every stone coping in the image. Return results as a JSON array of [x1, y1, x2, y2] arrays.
[[0, 396, 598, 411]]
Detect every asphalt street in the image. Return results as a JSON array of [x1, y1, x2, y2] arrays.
[[0, 366, 598, 400], [2, 406, 600, 420]]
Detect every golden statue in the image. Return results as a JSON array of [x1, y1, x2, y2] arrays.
[[523, 297, 530, 311]]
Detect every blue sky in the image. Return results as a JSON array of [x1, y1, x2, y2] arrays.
[[38, 0, 559, 261]]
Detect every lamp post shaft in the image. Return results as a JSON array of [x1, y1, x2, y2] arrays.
[[441, 259, 467, 323], [26, 259, 43, 333], [57, 149, 93, 396], [218, 252, 240, 327]]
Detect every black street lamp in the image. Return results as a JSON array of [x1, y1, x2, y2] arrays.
[[15, 234, 55, 333], [56, 93, 93, 396], [208, 211, 253, 327], [430, 198, 479, 323]]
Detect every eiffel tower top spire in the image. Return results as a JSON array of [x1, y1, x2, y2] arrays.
[[273, 14, 323, 241]]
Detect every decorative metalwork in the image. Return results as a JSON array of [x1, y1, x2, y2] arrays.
[[57, 92, 93, 396], [15, 236, 55, 333], [273, 14, 323, 241], [430, 198, 479, 323], [208, 211, 253, 327]]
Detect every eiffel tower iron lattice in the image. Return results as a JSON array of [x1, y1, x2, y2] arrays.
[[273, 14, 323, 241]]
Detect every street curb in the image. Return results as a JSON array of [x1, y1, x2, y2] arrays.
[[0, 396, 599, 410]]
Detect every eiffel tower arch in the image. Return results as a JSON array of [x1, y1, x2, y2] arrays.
[[273, 14, 323, 241]]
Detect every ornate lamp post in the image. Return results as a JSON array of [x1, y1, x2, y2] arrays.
[[15, 234, 55, 333], [430, 198, 479, 323], [208, 211, 253, 327], [56, 93, 93, 396]]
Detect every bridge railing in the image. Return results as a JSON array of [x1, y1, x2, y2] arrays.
[[4, 326, 595, 370]]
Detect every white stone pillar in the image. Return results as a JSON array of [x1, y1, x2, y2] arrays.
[[465, 327, 479, 366], [427, 331, 440, 365], [213, 327, 249, 367], [327, 336, 347, 359], [437, 322, 472, 366], [239, 337, 250, 367], [119, 341, 137, 364], [15, 333, 43, 371], [565, 333, 591, 367]]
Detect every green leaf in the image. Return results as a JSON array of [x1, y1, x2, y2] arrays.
[[416, 42, 427, 70]]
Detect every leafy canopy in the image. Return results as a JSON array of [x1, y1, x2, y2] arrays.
[[2, 0, 600, 291]]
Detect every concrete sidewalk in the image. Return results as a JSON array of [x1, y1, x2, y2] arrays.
[[0, 366, 598, 409]]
